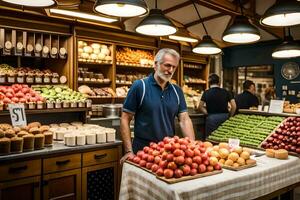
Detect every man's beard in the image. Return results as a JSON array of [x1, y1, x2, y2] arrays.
[[157, 66, 174, 82]]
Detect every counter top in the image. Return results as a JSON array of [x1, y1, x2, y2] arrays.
[[239, 109, 300, 117], [0, 140, 122, 163]]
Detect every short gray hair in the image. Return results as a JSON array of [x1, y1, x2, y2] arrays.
[[154, 48, 180, 65]]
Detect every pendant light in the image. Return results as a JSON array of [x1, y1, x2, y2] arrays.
[[272, 28, 300, 58], [168, 27, 198, 43], [135, 0, 177, 36], [191, 1, 221, 55], [1, 0, 55, 7], [222, 0, 260, 44], [94, 0, 148, 17], [261, 0, 300, 27]]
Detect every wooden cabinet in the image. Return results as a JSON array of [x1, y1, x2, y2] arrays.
[[0, 159, 41, 200], [82, 147, 119, 200], [42, 154, 82, 200], [43, 169, 81, 200]]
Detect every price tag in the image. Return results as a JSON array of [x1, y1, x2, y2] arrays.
[[8, 104, 27, 127], [269, 100, 284, 113], [228, 138, 240, 149]]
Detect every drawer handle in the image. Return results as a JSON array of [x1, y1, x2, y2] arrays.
[[9, 165, 28, 173], [56, 159, 70, 165], [94, 153, 107, 160]]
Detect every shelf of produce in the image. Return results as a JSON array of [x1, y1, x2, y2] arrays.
[[184, 67, 204, 70], [116, 64, 152, 69], [239, 109, 300, 117], [184, 82, 207, 85], [78, 61, 112, 66], [78, 81, 111, 85], [0, 107, 90, 116], [116, 82, 132, 86], [0, 82, 64, 85]]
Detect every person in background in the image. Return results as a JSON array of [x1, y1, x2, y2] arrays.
[[195, 73, 236, 137], [262, 87, 276, 107], [235, 80, 259, 111], [120, 48, 195, 164]]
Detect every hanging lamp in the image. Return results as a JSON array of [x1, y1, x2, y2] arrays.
[[191, 1, 221, 55], [1, 0, 56, 7], [222, 0, 260, 43], [261, 0, 300, 27], [135, 0, 177, 36], [94, 0, 148, 17], [168, 27, 198, 43], [272, 28, 300, 58]]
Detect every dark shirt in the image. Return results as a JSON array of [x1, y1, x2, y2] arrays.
[[235, 91, 259, 110], [201, 87, 233, 114], [123, 74, 187, 144]]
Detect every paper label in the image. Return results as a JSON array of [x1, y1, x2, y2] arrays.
[[8, 104, 27, 127], [228, 138, 240, 149], [269, 100, 284, 113]]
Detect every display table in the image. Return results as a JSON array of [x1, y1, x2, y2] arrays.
[[119, 155, 300, 200]]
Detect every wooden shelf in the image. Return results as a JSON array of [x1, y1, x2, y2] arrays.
[[116, 82, 132, 86], [184, 82, 207, 85], [0, 107, 89, 116], [184, 67, 204, 70], [78, 61, 112, 66], [78, 81, 111, 85], [116, 64, 152, 69]]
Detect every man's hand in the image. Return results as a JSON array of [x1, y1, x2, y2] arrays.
[[120, 151, 135, 165]]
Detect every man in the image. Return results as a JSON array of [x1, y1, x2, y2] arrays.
[[235, 80, 259, 111], [196, 74, 236, 137], [120, 48, 195, 164]]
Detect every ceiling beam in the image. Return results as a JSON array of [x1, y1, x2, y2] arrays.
[[194, 0, 284, 38], [163, 1, 192, 14], [185, 13, 226, 28]]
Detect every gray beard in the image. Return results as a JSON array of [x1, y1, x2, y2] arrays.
[[157, 71, 173, 82]]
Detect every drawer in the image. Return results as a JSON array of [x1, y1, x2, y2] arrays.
[[43, 154, 81, 174], [0, 159, 41, 182], [83, 148, 118, 167]]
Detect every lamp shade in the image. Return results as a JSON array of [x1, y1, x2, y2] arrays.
[[272, 36, 300, 58], [1, 0, 55, 7], [135, 9, 177, 36], [168, 28, 198, 43], [222, 15, 261, 44], [192, 35, 222, 55], [261, 0, 300, 27], [94, 0, 148, 17]]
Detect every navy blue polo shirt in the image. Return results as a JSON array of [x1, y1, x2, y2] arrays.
[[123, 74, 187, 144]]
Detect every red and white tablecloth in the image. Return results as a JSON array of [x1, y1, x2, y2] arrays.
[[119, 155, 300, 200]]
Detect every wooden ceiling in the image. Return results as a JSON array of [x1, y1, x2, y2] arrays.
[[0, 0, 299, 47]]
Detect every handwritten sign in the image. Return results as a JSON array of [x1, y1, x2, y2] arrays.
[[8, 104, 27, 127], [228, 138, 240, 149]]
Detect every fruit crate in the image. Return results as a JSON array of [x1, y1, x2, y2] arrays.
[[208, 114, 285, 149], [260, 117, 300, 157]]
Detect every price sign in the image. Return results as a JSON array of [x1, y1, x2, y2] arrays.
[[269, 100, 284, 114], [8, 104, 27, 127], [228, 138, 240, 149]]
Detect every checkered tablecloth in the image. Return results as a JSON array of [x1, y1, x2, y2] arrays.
[[119, 155, 300, 200]]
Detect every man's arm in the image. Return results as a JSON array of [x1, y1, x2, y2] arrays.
[[229, 99, 236, 117], [178, 112, 195, 140], [196, 100, 208, 115], [120, 111, 134, 164]]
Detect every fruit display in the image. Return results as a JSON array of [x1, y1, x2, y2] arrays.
[[0, 122, 53, 155], [208, 114, 285, 148], [32, 85, 87, 107], [0, 64, 66, 84], [48, 122, 116, 146], [116, 47, 154, 67], [206, 142, 257, 170], [127, 136, 222, 180], [78, 67, 110, 84], [0, 84, 44, 108], [261, 117, 300, 155], [183, 63, 203, 69], [78, 41, 112, 63], [283, 101, 300, 114], [78, 85, 116, 97], [183, 75, 206, 84]]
